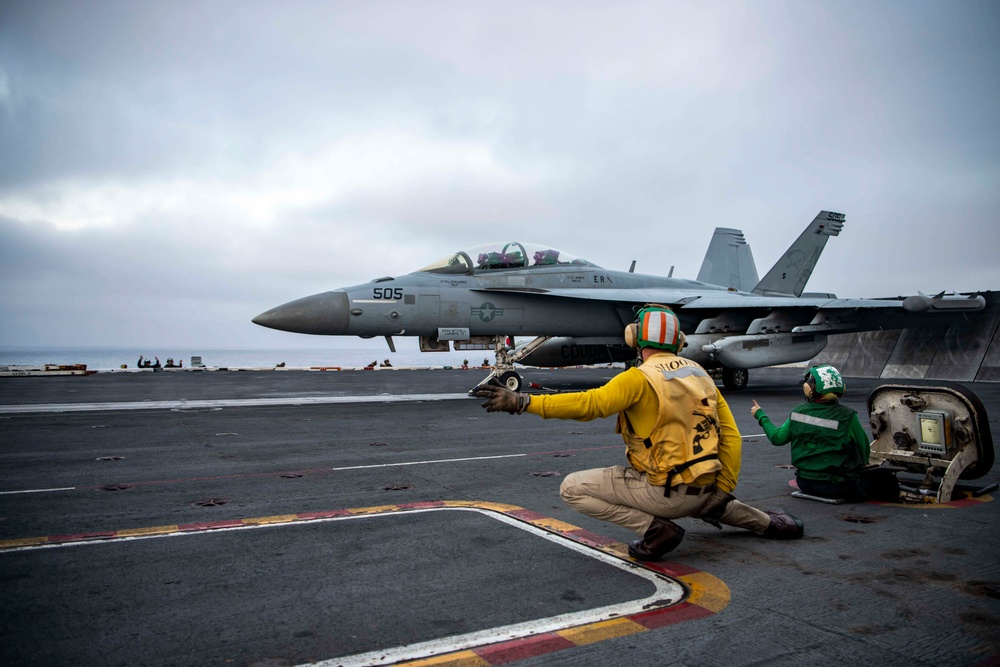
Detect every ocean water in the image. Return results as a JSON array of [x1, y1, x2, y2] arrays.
[[0, 346, 496, 371]]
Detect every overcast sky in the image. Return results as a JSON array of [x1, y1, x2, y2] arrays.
[[1, 0, 998, 351]]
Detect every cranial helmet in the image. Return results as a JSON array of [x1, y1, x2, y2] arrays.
[[625, 305, 685, 352], [803, 365, 845, 400]]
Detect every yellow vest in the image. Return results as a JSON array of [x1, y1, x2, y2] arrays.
[[617, 353, 722, 487]]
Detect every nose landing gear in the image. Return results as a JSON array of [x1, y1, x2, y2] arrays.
[[469, 335, 553, 395]]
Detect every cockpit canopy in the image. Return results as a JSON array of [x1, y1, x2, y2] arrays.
[[417, 242, 598, 275]]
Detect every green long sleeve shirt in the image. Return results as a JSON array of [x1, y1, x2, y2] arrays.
[[753, 400, 871, 483]]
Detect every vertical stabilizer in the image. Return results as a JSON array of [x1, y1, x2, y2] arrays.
[[752, 211, 845, 297], [697, 227, 759, 291]]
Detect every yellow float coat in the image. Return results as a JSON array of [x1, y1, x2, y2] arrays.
[[525, 352, 741, 492]]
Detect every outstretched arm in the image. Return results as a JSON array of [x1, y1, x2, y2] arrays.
[[753, 402, 793, 446], [527, 370, 647, 421]]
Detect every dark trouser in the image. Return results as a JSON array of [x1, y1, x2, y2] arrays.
[[797, 469, 900, 503]]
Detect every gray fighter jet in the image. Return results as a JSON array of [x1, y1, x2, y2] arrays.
[[253, 211, 985, 391]]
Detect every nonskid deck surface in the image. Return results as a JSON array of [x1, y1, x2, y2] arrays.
[[1, 368, 998, 666]]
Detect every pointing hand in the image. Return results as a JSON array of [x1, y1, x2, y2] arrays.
[[750, 400, 762, 418], [472, 384, 530, 414]]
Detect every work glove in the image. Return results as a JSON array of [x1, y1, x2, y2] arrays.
[[472, 384, 530, 414], [699, 488, 735, 529]]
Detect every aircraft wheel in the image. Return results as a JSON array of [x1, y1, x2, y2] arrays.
[[722, 367, 749, 392], [499, 371, 522, 392]]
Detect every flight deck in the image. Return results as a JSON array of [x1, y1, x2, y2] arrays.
[[1, 368, 998, 666]]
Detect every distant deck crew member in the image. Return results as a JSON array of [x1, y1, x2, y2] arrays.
[[474, 305, 803, 561], [751, 365, 898, 502]]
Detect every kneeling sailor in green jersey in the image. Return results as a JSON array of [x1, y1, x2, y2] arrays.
[[750, 365, 897, 502], [473, 305, 803, 561]]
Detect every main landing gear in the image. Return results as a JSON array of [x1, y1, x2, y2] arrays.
[[721, 367, 749, 392], [470, 335, 553, 395]]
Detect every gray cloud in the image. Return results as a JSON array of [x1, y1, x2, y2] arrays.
[[1, 0, 998, 349]]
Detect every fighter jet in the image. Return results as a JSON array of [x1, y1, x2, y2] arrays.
[[252, 211, 985, 391]]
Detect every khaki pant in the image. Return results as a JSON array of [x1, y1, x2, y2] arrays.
[[560, 465, 771, 536]]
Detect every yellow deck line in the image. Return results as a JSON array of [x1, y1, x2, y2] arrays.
[[558, 617, 646, 645]]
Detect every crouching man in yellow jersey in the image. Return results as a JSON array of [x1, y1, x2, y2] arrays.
[[473, 305, 803, 561]]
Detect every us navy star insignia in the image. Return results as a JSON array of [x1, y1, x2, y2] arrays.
[[472, 302, 504, 322]]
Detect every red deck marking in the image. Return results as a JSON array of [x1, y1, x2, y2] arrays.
[[563, 528, 619, 547], [177, 519, 246, 531], [631, 602, 715, 629], [506, 508, 548, 521], [641, 560, 703, 577], [397, 501, 449, 510], [474, 633, 576, 664], [48, 531, 117, 543], [942, 497, 989, 507]]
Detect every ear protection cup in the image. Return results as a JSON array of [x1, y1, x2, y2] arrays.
[[625, 322, 639, 348]]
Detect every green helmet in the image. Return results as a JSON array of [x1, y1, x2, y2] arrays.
[[804, 365, 845, 397]]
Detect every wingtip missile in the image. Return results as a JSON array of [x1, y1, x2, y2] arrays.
[[902, 293, 986, 313]]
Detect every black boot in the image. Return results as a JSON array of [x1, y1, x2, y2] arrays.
[[763, 508, 804, 539], [628, 517, 685, 561]]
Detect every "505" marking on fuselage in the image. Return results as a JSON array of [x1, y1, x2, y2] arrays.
[[372, 287, 403, 300]]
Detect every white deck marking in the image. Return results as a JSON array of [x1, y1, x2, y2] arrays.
[[0, 506, 685, 667], [0, 487, 76, 495], [0, 393, 474, 414], [0, 454, 529, 495], [307, 508, 683, 667], [329, 453, 527, 472]]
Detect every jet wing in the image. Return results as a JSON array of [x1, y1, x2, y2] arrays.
[[474, 286, 712, 303], [475, 287, 986, 335], [474, 285, 859, 307]]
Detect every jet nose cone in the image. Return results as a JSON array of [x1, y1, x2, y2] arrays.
[[253, 291, 350, 335]]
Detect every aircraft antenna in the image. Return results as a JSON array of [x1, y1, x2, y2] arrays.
[[629, 260, 636, 273]]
